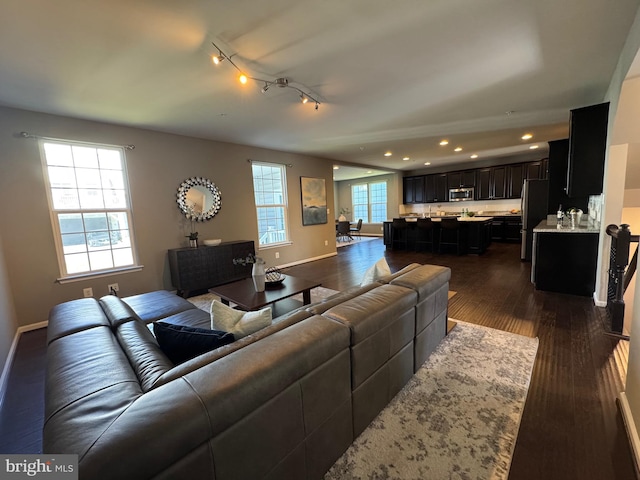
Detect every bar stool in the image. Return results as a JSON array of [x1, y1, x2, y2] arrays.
[[415, 217, 435, 252], [391, 218, 409, 250], [439, 217, 461, 254]]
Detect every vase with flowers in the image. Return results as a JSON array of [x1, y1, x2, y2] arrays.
[[185, 205, 199, 247], [233, 253, 266, 292]]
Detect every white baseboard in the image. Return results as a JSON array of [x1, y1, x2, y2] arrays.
[[0, 320, 48, 410], [618, 392, 640, 477], [276, 252, 337, 270], [593, 292, 607, 307]]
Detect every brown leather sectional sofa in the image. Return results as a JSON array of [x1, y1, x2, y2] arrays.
[[44, 263, 450, 479]]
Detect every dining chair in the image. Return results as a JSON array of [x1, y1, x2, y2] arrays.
[[349, 219, 363, 239], [336, 220, 352, 242]]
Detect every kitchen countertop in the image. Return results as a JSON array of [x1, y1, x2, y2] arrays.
[[390, 216, 494, 222], [533, 219, 600, 233]]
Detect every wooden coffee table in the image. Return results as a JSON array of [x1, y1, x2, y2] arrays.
[[208, 274, 321, 312]]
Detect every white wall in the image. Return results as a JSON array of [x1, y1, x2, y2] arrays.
[[607, 4, 640, 460]]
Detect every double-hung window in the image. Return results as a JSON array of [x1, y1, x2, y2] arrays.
[[252, 162, 289, 247], [351, 181, 387, 222], [40, 140, 140, 281]]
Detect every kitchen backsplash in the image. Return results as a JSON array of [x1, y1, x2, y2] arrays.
[[400, 198, 522, 216]]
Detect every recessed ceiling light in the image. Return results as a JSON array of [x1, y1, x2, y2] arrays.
[[424, 162, 431, 166], [439, 140, 449, 146], [522, 133, 533, 140], [470, 154, 478, 159], [384, 151, 392, 157], [529, 145, 539, 149], [403, 157, 410, 161], [454, 147, 463, 152], [333, 166, 339, 170]]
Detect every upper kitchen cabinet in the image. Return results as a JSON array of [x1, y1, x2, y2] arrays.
[[525, 160, 547, 180], [425, 173, 448, 203], [402, 176, 426, 204], [508, 164, 524, 198], [477, 166, 506, 200], [447, 170, 476, 189], [566, 102, 609, 197]]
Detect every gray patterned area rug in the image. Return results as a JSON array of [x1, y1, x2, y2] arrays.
[[325, 321, 539, 480]]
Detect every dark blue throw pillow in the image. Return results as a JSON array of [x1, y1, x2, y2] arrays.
[[153, 321, 235, 365]]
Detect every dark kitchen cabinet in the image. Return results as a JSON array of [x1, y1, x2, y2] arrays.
[[477, 167, 506, 200], [540, 158, 548, 179], [403, 176, 425, 204], [508, 164, 524, 198], [448, 170, 476, 189], [533, 232, 599, 296], [425, 173, 448, 203], [566, 102, 609, 197], [525, 161, 544, 180], [490, 215, 522, 242], [547, 139, 589, 215]]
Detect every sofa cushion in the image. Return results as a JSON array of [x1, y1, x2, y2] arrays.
[[153, 322, 235, 365], [47, 298, 111, 345], [389, 264, 452, 300], [151, 308, 314, 389], [116, 320, 174, 391], [360, 257, 391, 286], [99, 295, 142, 328], [123, 290, 197, 323], [210, 300, 272, 338]]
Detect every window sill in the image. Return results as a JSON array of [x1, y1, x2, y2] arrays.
[[57, 265, 144, 284]]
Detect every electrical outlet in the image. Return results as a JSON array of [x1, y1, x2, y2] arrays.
[[324, 240, 328, 246], [83, 287, 93, 298], [108, 283, 119, 294], [275, 252, 280, 259]]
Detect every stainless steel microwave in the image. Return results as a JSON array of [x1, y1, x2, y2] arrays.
[[449, 187, 474, 201]]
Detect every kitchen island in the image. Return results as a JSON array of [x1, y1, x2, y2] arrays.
[[532, 219, 600, 296], [383, 216, 493, 254]]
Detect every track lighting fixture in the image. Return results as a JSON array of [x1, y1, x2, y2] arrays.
[[211, 41, 321, 110]]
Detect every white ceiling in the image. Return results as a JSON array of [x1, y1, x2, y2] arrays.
[[1, 0, 639, 174]]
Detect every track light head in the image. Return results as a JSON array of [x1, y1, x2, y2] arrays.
[[300, 94, 308, 104], [212, 54, 225, 65], [315, 102, 319, 111], [238, 73, 248, 84], [261, 83, 270, 93]]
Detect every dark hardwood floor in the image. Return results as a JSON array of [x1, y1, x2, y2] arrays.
[[0, 238, 636, 479]]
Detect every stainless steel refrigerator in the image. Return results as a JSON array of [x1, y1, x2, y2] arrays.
[[520, 179, 549, 261]]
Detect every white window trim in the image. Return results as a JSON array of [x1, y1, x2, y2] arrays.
[[39, 138, 143, 281], [352, 180, 388, 223], [252, 161, 290, 247]]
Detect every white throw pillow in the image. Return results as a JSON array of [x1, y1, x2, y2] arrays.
[[210, 300, 272, 339], [360, 257, 392, 286]]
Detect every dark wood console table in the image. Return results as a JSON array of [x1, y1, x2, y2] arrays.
[[168, 240, 254, 297]]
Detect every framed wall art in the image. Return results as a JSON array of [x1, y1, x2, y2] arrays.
[[300, 176, 328, 226]]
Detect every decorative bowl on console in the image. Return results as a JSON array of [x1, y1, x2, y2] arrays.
[[203, 239, 222, 246]]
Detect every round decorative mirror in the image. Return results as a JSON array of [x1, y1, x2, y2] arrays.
[[176, 177, 222, 221]]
